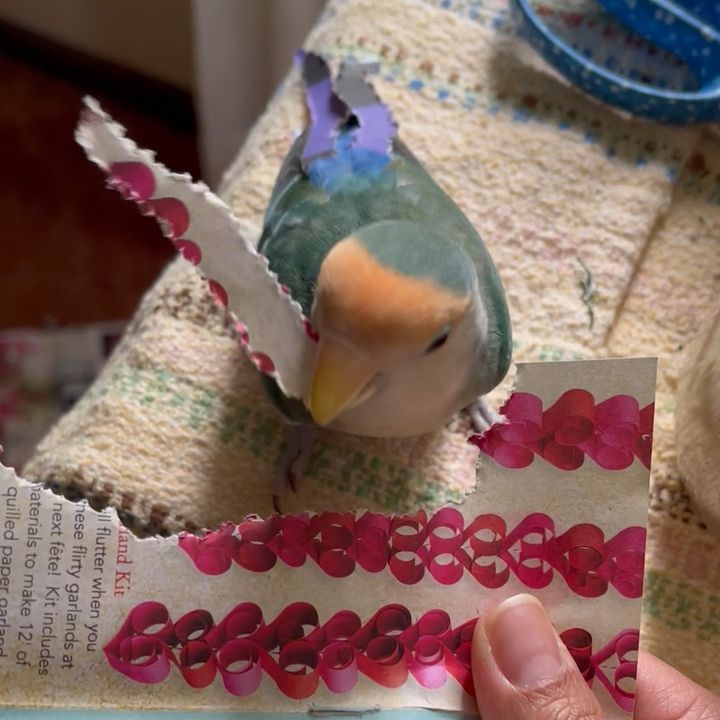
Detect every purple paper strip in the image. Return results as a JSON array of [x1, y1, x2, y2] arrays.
[[334, 61, 397, 156], [297, 51, 348, 168], [351, 103, 397, 155]]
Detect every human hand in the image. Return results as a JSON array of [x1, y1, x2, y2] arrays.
[[472, 593, 720, 719]]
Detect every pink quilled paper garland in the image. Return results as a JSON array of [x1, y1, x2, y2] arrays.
[[472, 389, 654, 471], [178, 509, 646, 599], [104, 600, 638, 712]]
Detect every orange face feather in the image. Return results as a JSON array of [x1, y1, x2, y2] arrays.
[[314, 237, 469, 351]]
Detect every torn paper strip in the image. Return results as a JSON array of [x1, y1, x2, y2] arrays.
[[75, 97, 316, 400]]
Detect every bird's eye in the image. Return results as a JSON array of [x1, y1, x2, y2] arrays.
[[425, 326, 451, 354]]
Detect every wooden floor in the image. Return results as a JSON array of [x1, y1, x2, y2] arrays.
[[0, 29, 200, 328]]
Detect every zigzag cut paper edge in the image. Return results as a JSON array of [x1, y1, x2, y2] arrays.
[[75, 97, 316, 399]]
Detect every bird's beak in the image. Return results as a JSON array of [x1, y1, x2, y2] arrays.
[[307, 339, 376, 426]]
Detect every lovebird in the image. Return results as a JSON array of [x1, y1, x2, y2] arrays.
[[258, 53, 512, 508]]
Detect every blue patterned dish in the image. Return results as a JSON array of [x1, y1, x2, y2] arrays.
[[510, 0, 720, 123]]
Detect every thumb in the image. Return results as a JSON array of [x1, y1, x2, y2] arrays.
[[472, 594, 604, 720]]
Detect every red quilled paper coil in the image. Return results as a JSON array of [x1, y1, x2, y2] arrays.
[[129, 600, 174, 640], [319, 611, 363, 647], [180, 522, 240, 576], [177, 639, 216, 688], [272, 640, 321, 699], [415, 609, 451, 638], [236, 518, 279, 573], [409, 635, 448, 689], [217, 638, 263, 696], [173, 609, 214, 644], [102, 601, 177, 684], [110, 634, 172, 684], [173, 238, 202, 265], [321, 641, 359, 693], [355, 512, 393, 572], [552, 524, 607, 598], [634, 402, 654, 467], [390, 513, 427, 552], [542, 389, 595, 438], [604, 527, 647, 598], [561, 628, 595, 681], [459, 514, 509, 588], [105, 601, 638, 711], [268, 515, 309, 568], [502, 513, 555, 589], [426, 509, 465, 584], [359, 636, 408, 688], [561, 627, 640, 713], [206, 602, 264, 649], [498, 392, 543, 441]]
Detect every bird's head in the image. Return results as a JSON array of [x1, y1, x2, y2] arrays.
[[305, 219, 486, 433]]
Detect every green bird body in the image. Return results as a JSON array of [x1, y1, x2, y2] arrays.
[[257, 128, 512, 437]]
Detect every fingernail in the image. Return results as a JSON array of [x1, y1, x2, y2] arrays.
[[485, 594, 564, 687]]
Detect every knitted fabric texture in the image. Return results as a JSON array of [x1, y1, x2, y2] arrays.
[[24, 0, 720, 693]]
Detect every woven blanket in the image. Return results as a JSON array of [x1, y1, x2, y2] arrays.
[[24, 0, 720, 693]]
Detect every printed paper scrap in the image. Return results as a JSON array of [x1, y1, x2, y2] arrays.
[[0, 358, 654, 717]]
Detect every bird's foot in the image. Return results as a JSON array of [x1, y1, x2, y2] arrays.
[[272, 423, 317, 514], [466, 396, 502, 434]]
